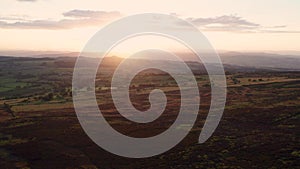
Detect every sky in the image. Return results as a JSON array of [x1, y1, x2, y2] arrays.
[[0, 0, 300, 55]]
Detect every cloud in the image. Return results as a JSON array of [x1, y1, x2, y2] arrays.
[[63, 10, 119, 18], [259, 29, 300, 33], [183, 15, 260, 32], [182, 15, 299, 33], [269, 25, 287, 28], [0, 10, 121, 30], [0, 16, 29, 21], [17, 0, 37, 2], [187, 15, 259, 27], [0, 11, 298, 33]]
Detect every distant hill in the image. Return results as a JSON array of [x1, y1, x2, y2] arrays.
[[220, 52, 300, 71], [1, 51, 300, 72]]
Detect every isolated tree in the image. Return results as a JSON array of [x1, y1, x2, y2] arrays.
[[42, 93, 54, 101], [3, 102, 15, 117]]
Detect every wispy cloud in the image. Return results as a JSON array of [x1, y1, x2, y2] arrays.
[[0, 11, 298, 33], [17, 0, 37, 2], [0, 15, 29, 21], [182, 15, 299, 33], [0, 9, 121, 30], [187, 15, 259, 27], [63, 10, 119, 18]]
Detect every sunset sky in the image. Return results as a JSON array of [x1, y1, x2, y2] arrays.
[[0, 0, 300, 54]]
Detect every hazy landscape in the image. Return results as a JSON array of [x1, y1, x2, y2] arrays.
[[1, 1, 300, 168], [0, 53, 299, 168]]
